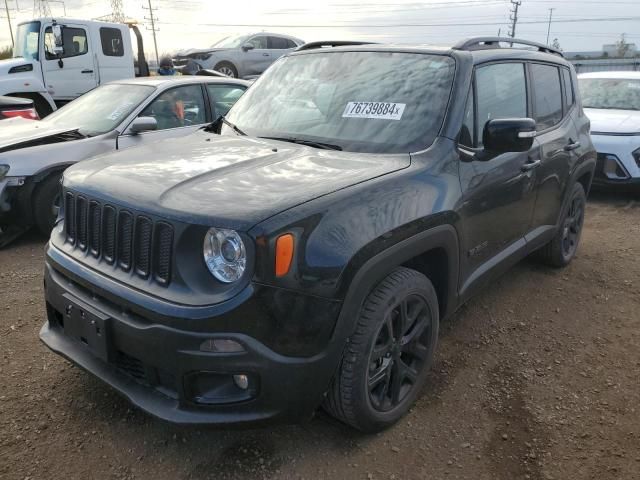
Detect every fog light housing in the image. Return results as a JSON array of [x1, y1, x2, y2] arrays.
[[233, 374, 249, 390], [199, 338, 245, 353], [597, 153, 630, 180], [185, 372, 257, 405]]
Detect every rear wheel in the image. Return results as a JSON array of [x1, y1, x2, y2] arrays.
[[536, 182, 586, 267], [33, 173, 62, 236], [324, 267, 439, 432], [213, 61, 238, 78]]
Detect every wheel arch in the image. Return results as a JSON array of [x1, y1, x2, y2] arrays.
[[335, 224, 460, 340]]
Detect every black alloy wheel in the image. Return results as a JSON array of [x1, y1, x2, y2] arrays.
[[367, 294, 433, 412]]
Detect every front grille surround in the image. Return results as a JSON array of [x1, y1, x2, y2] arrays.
[[64, 190, 174, 286]]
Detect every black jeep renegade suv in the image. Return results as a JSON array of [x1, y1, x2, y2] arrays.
[[41, 38, 596, 432]]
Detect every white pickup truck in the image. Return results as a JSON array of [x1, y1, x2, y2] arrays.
[[0, 17, 149, 117]]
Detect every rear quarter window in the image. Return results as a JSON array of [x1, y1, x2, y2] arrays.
[[100, 27, 124, 57], [531, 63, 563, 130]]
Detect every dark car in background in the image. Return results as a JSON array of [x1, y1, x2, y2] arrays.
[[40, 38, 595, 432], [0, 95, 39, 120]]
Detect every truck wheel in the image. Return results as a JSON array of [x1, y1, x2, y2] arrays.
[[535, 182, 586, 268], [324, 267, 439, 432], [214, 61, 238, 78], [33, 173, 62, 236]]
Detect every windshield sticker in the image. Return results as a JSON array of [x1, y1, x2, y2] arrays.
[[628, 82, 640, 90], [342, 102, 406, 120], [107, 101, 134, 121]]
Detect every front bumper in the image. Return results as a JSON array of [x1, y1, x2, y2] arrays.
[[590, 133, 640, 188], [40, 252, 344, 425]]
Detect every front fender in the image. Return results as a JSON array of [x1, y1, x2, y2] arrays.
[[0, 73, 55, 110]]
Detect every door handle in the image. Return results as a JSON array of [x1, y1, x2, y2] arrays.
[[81, 69, 94, 74], [564, 140, 581, 151], [521, 159, 541, 172], [262, 53, 269, 57]]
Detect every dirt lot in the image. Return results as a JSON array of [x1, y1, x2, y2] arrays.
[[1, 191, 639, 480]]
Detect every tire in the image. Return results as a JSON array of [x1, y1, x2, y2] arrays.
[[536, 182, 586, 268], [33, 173, 62, 236], [324, 267, 440, 432], [213, 61, 238, 78]]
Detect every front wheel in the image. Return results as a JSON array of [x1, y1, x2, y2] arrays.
[[324, 267, 439, 432], [213, 61, 238, 78], [33, 173, 62, 236], [536, 182, 586, 267]]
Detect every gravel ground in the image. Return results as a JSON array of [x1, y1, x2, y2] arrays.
[[1, 191, 639, 480]]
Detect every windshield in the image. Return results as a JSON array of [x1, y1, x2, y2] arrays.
[[212, 35, 249, 49], [43, 84, 155, 136], [14, 21, 40, 61], [224, 51, 456, 153], [579, 78, 640, 111]]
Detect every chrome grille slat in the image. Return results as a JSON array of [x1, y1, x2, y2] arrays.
[[64, 190, 173, 286]]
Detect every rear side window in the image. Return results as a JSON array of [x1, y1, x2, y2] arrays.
[[531, 64, 563, 130], [100, 27, 124, 57], [285, 39, 298, 49], [475, 63, 527, 146], [268, 36, 288, 49], [562, 68, 574, 111]]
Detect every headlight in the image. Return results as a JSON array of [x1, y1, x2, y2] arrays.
[[203, 227, 246, 283], [0, 164, 9, 180]]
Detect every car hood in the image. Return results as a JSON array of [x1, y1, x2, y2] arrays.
[[585, 108, 640, 135], [175, 47, 228, 57], [64, 131, 410, 231], [0, 117, 85, 153]]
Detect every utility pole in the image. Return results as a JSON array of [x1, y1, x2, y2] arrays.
[[508, 0, 522, 39], [546, 8, 555, 45], [142, 0, 159, 66], [110, 0, 124, 22], [4, 0, 14, 47]]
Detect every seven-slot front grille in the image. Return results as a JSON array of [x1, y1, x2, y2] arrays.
[[64, 191, 174, 285]]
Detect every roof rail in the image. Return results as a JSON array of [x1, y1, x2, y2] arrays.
[[453, 37, 564, 57], [295, 41, 377, 52]]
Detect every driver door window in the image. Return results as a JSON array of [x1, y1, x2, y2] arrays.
[[140, 85, 206, 130]]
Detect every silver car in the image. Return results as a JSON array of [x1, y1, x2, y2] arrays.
[[174, 33, 304, 78], [0, 76, 249, 245]]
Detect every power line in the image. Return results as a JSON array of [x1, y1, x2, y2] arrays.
[[156, 15, 640, 29]]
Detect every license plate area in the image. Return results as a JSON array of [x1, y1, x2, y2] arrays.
[[61, 293, 112, 362]]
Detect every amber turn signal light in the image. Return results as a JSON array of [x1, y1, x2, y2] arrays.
[[275, 234, 294, 277]]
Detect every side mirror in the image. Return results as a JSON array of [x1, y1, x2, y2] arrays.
[[483, 118, 536, 153], [242, 43, 255, 52], [52, 24, 64, 54], [129, 116, 158, 134]]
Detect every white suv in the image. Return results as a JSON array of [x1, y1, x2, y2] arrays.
[[578, 71, 640, 188]]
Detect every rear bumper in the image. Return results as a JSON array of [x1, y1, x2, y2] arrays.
[[40, 253, 344, 425]]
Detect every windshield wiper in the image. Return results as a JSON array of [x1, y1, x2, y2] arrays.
[[206, 115, 247, 136], [258, 136, 343, 151]]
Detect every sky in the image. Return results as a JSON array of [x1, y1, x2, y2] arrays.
[[2, 0, 639, 57]]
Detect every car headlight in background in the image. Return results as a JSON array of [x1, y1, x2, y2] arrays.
[[203, 227, 246, 283], [0, 164, 9, 181]]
